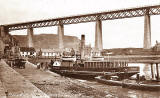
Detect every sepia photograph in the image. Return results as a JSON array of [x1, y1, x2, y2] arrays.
[[0, 0, 160, 98]]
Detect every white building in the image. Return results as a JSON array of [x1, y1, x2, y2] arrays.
[[38, 49, 61, 57], [19, 47, 36, 57]]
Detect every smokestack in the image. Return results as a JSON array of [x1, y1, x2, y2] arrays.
[[81, 35, 85, 59]]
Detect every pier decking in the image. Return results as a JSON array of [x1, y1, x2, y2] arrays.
[[14, 61, 109, 98], [0, 80, 6, 98], [0, 60, 49, 98]]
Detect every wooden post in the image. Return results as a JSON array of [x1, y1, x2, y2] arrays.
[[156, 63, 159, 80], [150, 63, 154, 79], [125, 61, 127, 67]]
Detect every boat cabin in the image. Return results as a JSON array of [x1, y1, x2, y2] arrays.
[[84, 61, 128, 68]]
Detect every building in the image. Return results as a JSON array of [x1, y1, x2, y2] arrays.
[[153, 41, 160, 51], [78, 42, 92, 58], [37, 49, 61, 57], [0, 38, 5, 55], [19, 47, 36, 57], [84, 44, 92, 57], [91, 49, 101, 57], [0, 34, 20, 58]]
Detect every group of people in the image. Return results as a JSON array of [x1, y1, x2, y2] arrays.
[[136, 74, 146, 82], [63, 48, 75, 57], [37, 62, 49, 70]]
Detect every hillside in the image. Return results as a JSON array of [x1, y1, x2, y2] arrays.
[[13, 34, 80, 50], [102, 48, 159, 55]]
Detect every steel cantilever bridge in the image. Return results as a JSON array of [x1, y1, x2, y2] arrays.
[[3, 5, 160, 30]]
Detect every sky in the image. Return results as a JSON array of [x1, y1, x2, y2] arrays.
[[1, 0, 160, 49]]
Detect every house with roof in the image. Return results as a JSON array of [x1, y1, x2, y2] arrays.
[[19, 47, 36, 57], [37, 49, 61, 57]]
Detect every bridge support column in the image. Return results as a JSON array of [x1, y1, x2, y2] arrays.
[[81, 35, 85, 59], [150, 63, 154, 79], [58, 24, 64, 51], [95, 20, 103, 51], [27, 28, 34, 47], [156, 63, 159, 80], [144, 12, 151, 49]]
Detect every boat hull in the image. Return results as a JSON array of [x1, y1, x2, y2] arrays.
[[122, 82, 160, 91], [52, 70, 103, 79], [95, 76, 160, 91]]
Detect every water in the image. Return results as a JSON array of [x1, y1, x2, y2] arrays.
[[76, 79, 160, 98], [76, 63, 160, 98], [129, 63, 160, 79]]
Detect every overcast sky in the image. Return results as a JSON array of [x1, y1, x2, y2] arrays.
[[1, 0, 160, 49]]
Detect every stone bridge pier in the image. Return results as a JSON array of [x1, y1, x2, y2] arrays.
[[95, 20, 103, 51], [58, 24, 64, 51], [27, 27, 34, 47], [144, 10, 151, 49]]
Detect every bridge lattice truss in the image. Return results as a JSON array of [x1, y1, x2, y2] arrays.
[[5, 5, 160, 31]]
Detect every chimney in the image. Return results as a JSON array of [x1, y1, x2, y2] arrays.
[[81, 35, 85, 59]]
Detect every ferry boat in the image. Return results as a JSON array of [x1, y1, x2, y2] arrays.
[[50, 55, 139, 79]]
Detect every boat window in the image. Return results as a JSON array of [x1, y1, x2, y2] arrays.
[[95, 62, 97, 68], [89, 62, 91, 68], [94, 62, 96, 68], [107, 62, 110, 68], [111, 62, 113, 68], [113, 62, 115, 68], [105, 62, 107, 68], [97, 62, 99, 68]]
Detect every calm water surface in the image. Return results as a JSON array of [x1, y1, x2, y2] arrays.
[[76, 63, 160, 98]]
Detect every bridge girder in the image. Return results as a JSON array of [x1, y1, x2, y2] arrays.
[[3, 5, 160, 31]]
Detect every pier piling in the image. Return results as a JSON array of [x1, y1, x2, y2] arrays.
[[156, 63, 159, 80], [150, 63, 154, 79]]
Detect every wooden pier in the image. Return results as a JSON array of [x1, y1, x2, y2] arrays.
[[0, 60, 49, 98]]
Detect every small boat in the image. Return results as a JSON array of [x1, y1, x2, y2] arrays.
[[95, 76, 160, 91], [122, 81, 160, 91], [95, 76, 122, 86]]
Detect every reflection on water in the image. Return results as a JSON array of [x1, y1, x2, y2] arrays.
[[143, 64, 152, 79], [129, 63, 152, 79], [76, 63, 160, 98], [76, 78, 160, 98], [129, 63, 160, 80]]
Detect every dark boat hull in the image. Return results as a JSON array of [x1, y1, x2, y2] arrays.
[[122, 82, 160, 91], [95, 76, 160, 91], [52, 68, 138, 80], [52, 70, 102, 79]]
